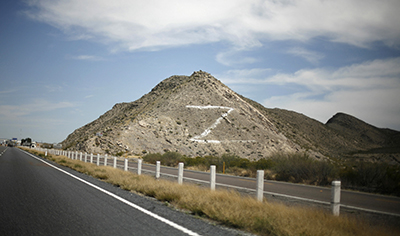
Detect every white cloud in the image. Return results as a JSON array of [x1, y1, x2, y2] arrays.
[[45, 84, 64, 92], [24, 0, 400, 52], [286, 47, 324, 65], [0, 88, 20, 95], [216, 49, 260, 67], [218, 68, 273, 84], [66, 54, 105, 61], [223, 58, 400, 130], [0, 99, 75, 120]]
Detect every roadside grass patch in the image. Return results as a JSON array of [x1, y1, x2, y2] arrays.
[[22, 148, 400, 236], [74, 164, 83, 168]]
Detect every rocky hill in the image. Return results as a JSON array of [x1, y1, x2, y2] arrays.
[[241, 97, 400, 163], [62, 71, 400, 164]]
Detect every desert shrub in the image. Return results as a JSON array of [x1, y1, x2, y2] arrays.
[[161, 152, 184, 166], [143, 152, 184, 167], [203, 155, 223, 169], [250, 158, 275, 171], [183, 155, 207, 167], [221, 154, 241, 167], [115, 151, 125, 156], [271, 153, 338, 186], [185, 154, 243, 172], [184, 154, 271, 174], [142, 153, 162, 164], [183, 155, 223, 171], [228, 166, 255, 177], [230, 157, 251, 169], [340, 161, 400, 196]]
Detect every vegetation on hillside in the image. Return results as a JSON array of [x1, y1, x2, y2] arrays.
[[143, 152, 400, 196]]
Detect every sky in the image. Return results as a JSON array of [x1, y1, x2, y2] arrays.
[[1, 0, 400, 143]]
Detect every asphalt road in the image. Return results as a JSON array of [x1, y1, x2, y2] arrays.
[[0, 147, 244, 236], [118, 158, 400, 216]]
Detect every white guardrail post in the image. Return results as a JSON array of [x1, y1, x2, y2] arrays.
[[84, 152, 87, 162], [113, 157, 117, 168], [331, 181, 341, 216], [178, 162, 184, 185], [80, 152, 83, 161], [90, 153, 93, 163], [124, 159, 128, 171], [104, 154, 108, 166], [97, 154, 100, 166], [156, 161, 160, 179], [210, 165, 216, 191], [137, 159, 142, 175], [256, 170, 264, 202]]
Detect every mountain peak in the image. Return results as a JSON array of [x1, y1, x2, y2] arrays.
[[63, 71, 301, 159], [325, 112, 400, 149], [62, 72, 399, 163], [191, 70, 212, 77]]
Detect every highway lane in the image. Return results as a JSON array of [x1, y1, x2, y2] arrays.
[[0, 148, 242, 236], [121, 158, 400, 216], [0, 146, 7, 154]]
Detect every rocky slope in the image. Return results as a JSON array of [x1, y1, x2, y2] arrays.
[[62, 71, 400, 163], [242, 97, 400, 163]]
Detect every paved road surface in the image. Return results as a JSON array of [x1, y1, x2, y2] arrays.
[[0, 147, 242, 236]]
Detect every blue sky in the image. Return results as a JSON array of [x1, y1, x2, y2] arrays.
[[1, 0, 400, 143]]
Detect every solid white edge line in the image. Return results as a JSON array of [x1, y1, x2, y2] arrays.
[[340, 204, 400, 218], [20, 149, 201, 236]]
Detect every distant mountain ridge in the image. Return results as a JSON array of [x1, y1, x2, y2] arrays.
[[62, 71, 400, 164]]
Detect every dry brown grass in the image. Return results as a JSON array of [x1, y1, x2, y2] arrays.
[[23, 148, 399, 236]]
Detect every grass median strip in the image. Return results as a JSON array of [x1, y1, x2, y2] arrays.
[[23, 148, 399, 236]]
